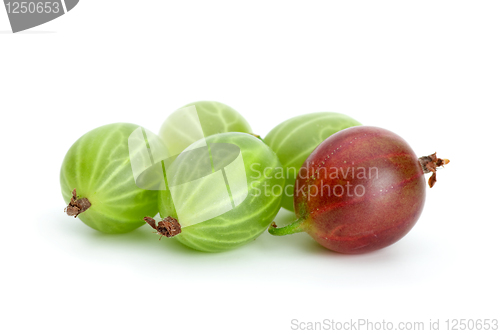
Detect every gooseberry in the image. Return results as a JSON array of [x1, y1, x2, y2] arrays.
[[264, 112, 361, 211], [146, 132, 284, 252], [268, 126, 449, 254], [60, 123, 159, 233], [159, 101, 253, 156]]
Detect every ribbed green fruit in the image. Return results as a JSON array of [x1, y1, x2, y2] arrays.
[[159, 101, 252, 156], [60, 123, 159, 233], [264, 112, 361, 211], [158, 132, 284, 252]]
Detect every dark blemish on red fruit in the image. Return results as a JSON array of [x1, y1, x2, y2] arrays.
[[145, 216, 182, 239], [65, 189, 91, 217]]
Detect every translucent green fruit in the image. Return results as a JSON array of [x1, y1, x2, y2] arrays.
[[155, 132, 284, 252], [264, 112, 361, 211], [159, 101, 253, 156], [60, 123, 159, 234]]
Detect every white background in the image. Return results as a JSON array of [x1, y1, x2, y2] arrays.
[[1, 1, 499, 333]]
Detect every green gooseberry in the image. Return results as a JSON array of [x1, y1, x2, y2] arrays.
[[158, 101, 253, 156], [60, 123, 159, 233], [148, 132, 284, 252], [264, 112, 361, 211]]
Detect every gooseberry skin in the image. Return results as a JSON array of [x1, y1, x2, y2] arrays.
[[264, 112, 361, 212], [159, 101, 253, 156], [272, 126, 429, 254], [60, 123, 159, 234], [158, 133, 284, 252]]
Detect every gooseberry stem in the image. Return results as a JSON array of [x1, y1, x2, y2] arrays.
[[144, 216, 182, 239], [418, 152, 450, 188], [268, 218, 306, 236], [65, 189, 91, 218]]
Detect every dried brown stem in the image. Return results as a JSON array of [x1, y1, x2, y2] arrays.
[[65, 189, 91, 217], [144, 216, 182, 239], [418, 153, 450, 188]]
